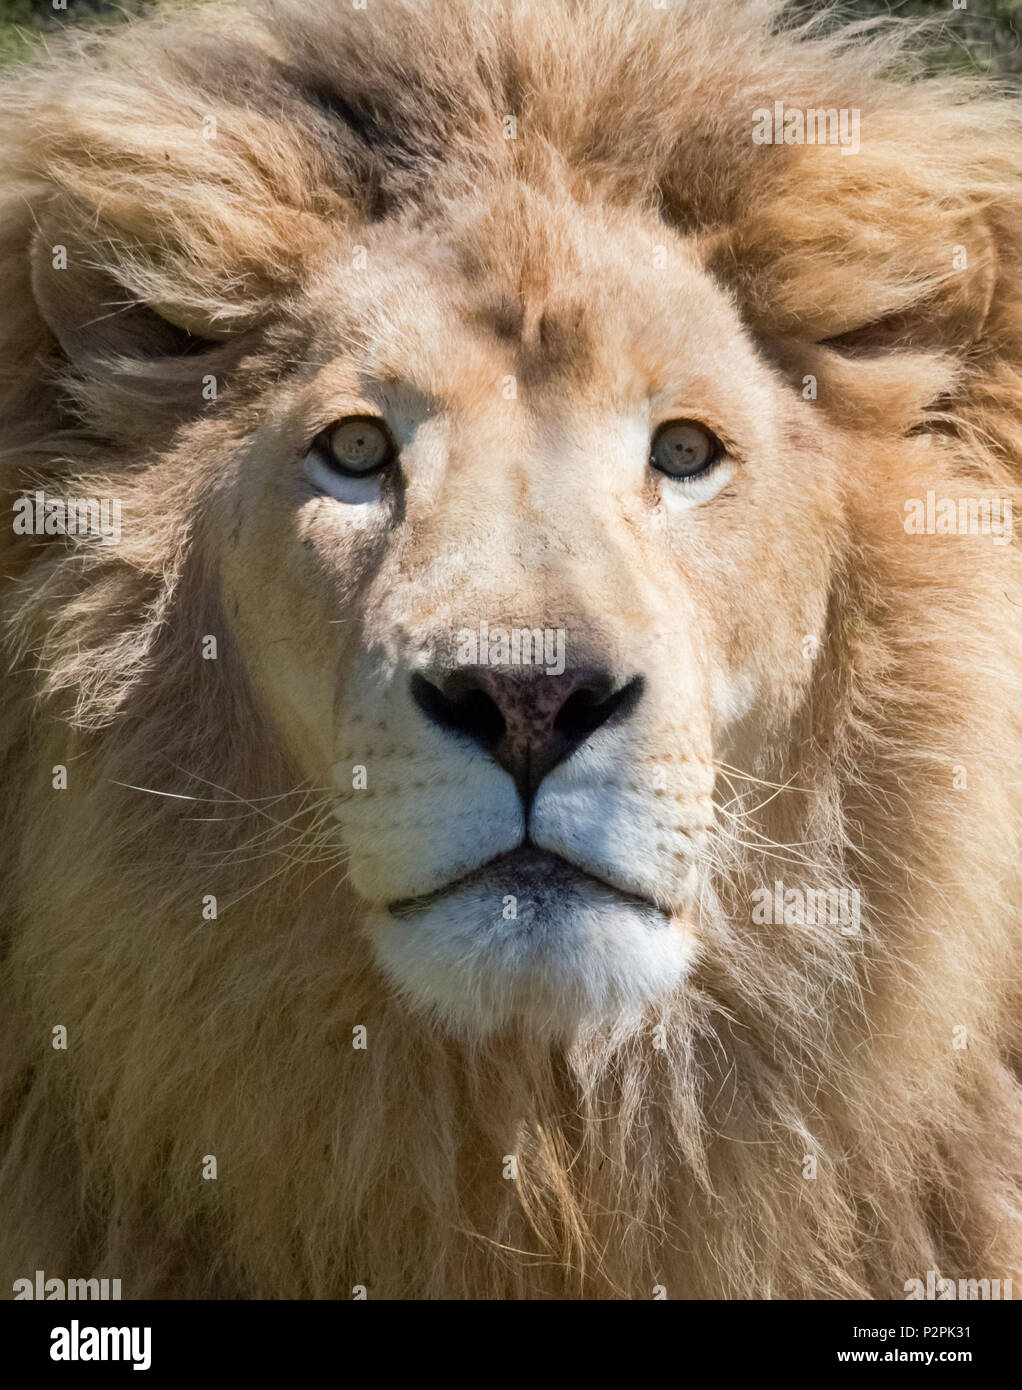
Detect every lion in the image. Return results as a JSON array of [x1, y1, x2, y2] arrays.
[[0, 0, 1020, 1301]]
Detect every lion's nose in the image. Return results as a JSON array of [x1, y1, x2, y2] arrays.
[[410, 665, 643, 804]]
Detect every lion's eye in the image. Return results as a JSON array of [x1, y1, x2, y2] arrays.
[[318, 417, 395, 476], [650, 420, 724, 479]]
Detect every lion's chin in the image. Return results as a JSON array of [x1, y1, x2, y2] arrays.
[[368, 848, 694, 1039]]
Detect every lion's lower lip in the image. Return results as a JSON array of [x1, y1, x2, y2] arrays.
[[388, 845, 661, 918]]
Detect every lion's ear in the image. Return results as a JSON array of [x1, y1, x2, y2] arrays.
[[27, 203, 266, 368], [711, 144, 999, 358], [0, 19, 354, 461], [807, 218, 995, 357], [28, 221, 211, 366]]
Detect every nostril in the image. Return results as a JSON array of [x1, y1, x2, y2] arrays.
[[555, 685, 611, 744], [410, 672, 506, 749], [555, 674, 644, 746]]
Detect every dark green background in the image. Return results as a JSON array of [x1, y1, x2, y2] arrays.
[[0, 0, 1018, 74]]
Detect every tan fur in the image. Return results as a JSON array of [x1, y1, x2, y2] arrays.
[[1, 0, 1021, 1298]]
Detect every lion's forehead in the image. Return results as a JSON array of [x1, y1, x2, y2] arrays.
[[298, 193, 753, 410]]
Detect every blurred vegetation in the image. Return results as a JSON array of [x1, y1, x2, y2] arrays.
[[792, 1, 1022, 78], [0, 0, 205, 65], [0, 0, 1019, 76]]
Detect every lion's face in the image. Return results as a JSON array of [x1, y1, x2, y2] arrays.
[[219, 193, 839, 1034]]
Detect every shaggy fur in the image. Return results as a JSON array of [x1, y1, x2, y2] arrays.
[[1, 0, 1022, 1298]]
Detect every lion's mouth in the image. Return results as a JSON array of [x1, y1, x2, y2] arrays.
[[388, 844, 665, 919], [375, 842, 693, 1034]]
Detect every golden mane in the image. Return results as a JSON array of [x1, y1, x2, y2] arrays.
[[1, 0, 1021, 1297]]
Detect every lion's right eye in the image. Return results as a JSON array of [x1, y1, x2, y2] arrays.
[[650, 420, 724, 480], [317, 417, 396, 477]]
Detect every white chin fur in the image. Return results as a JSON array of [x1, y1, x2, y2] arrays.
[[369, 868, 694, 1039]]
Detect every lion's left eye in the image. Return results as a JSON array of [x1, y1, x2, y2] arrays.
[[650, 420, 724, 479], [317, 417, 396, 476]]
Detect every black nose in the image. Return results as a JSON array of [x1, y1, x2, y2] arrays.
[[410, 665, 643, 803]]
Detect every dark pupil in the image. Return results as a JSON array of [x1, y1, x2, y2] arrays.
[[343, 429, 376, 465], [667, 433, 704, 470]]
